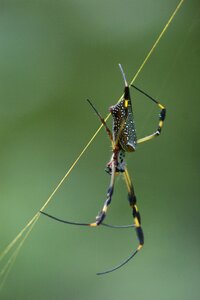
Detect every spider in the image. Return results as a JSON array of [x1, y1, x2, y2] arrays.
[[41, 64, 166, 275]]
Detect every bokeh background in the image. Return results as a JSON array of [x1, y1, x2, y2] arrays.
[[0, 0, 200, 299]]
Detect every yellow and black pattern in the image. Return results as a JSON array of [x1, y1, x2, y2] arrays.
[[41, 64, 166, 276], [131, 84, 166, 144], [124, 168, 144, 246]]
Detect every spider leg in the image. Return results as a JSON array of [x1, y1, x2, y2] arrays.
[[40, 161, 116, 227], [40, 210, 134, 228], [40, 211, 90, 226], [131, 85, 166, 144], [87, 99, 114, 146], [97, 167, 144, 275], [89, 161, 116, 226], [124, 168, 144, 246], [102, 223, 135, 229]]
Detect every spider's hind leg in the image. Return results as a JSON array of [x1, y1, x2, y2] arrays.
[[124, 168, 144, 247], [96, 167, 144, 275]]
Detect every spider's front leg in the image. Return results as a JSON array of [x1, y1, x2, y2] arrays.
[[131, 85, 166, 144]]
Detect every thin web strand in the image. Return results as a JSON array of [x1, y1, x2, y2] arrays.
[[0, 214, 39, 290], [0, 0, 184, 287], [130, 0, 184, 86]]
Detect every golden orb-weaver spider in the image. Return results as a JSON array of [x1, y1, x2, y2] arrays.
[[41, 64, 166, 275]]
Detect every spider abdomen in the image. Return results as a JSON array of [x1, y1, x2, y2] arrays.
[[110, 87, 137, 152]]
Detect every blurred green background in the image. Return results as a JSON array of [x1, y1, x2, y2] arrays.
[[0, 0, 200, 299]]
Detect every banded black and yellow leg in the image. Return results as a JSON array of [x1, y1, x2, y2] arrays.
[[131, 85, 166, 144], [40, 162, 116, 228], [124, 168, 144, 249], [90, 162, 116, 227], [96, 168, 144, 275]]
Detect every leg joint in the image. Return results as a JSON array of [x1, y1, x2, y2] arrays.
[[156, 127, 161, 135], [95, 211, 106, 225]]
